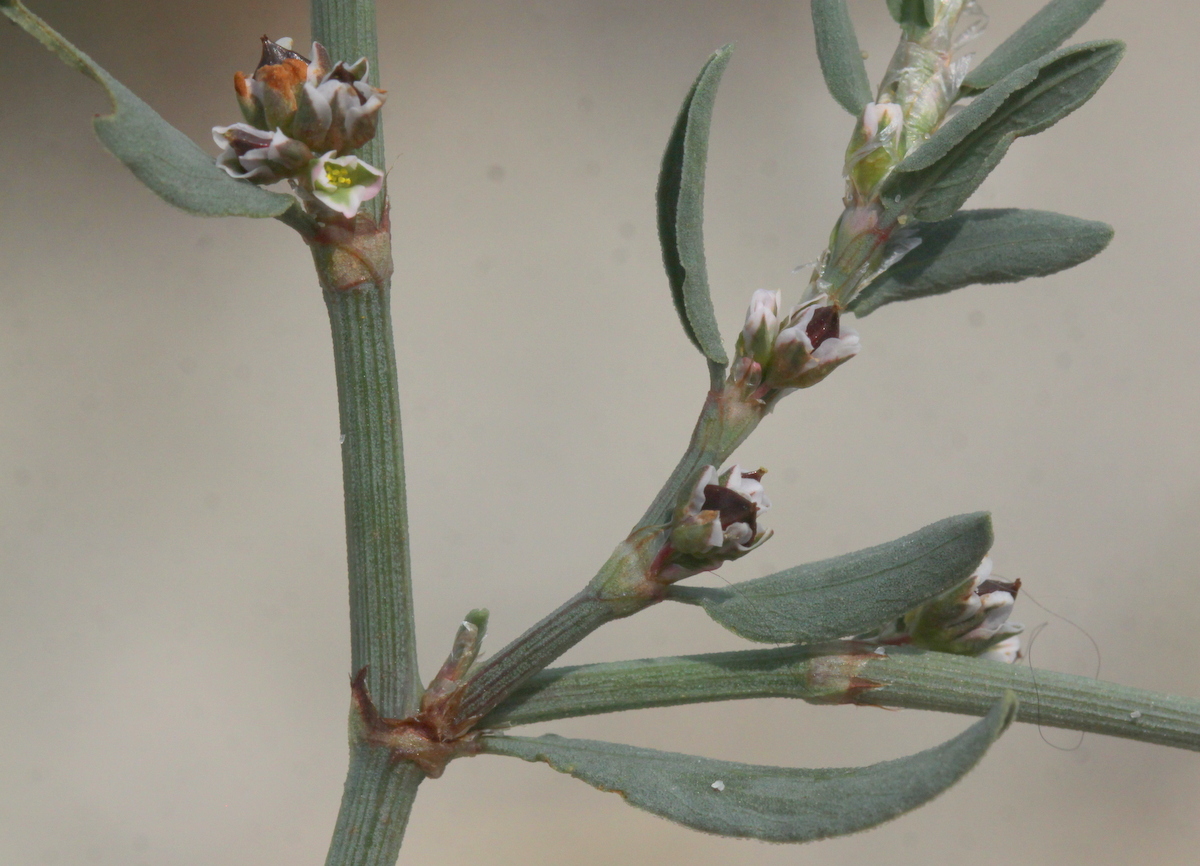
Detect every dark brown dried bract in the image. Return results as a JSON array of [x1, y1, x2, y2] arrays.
[[257, 34, 309, 70]]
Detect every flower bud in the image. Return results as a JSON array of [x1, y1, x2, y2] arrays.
[[845, 102, 905, 199], [232, 36, 386, 155], [736, 290, 782, 367]]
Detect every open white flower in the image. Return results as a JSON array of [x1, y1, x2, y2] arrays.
[[310, 151, 385, 218]]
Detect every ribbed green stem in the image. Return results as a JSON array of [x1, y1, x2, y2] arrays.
[[311, 0, 385, 224], [322, 279, 423, 866], [455, 591, 621, 723], [325, 283, 419, 716], [481, 645, 1200, 752], [453, 385, 764, 726], [636, 383, 762, 529], [313, 6, 421, 865], [324, 743, 424, 866]]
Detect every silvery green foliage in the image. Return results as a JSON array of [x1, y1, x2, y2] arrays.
[[812, 0, 873, 114], [6, 0, 1147, 851], [0, 1, 292, 218], [849, 209, 1114, 315], [669, 513, 993, 644], [963, 0, 1107, 90], [886, 40, 1125, 222], [484, 694, 1016, 842], [656, 45, 733, 368]]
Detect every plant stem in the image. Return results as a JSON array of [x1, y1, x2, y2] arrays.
[[453, 385, 764, 724], [324, 282, 419, 716], [454, 591, 623, 723], [636, 379, 761, 529], [312, 2, 422, 864], [323, 744, 424, 866], [480, 645, 1200, 752]]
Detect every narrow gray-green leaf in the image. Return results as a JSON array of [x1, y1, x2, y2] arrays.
[[656, 46, 732, 367], [812, 0, 872, 115], [2, 0, 293, 218], [671, 512, 991, 644], [887, 40, 1123, 222], [963, 0, 1107, 92], [483, 694, 1016, 842], [849, 209, 1113, 316]]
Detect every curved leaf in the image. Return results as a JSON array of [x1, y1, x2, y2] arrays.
[[849, 209, 1113, 316], [656, 47, 732, 367], [2, 0, 293, 218], [964, 0, 1107, 92], [483, 693, 1017, 842], [812, 0, 873, 115], [888, 40, 1124, 222], [670, 512, 992, 644]]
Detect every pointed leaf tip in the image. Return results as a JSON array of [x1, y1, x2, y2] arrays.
[[484, 693, 1017, 842], [2, 1, 293, 218], [964, 0, 1108, 92], [657, 46, 733, 367], [850, 209, 1114, 316]]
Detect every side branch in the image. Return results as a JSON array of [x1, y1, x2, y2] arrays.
[[480, 645, 1200, 752]]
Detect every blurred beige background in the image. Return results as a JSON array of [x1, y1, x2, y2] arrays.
[[2, 0, 1198, 863]]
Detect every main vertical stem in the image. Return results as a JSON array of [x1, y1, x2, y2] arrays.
[[325, 283, 419, 717], [313, 2, 423, 864]]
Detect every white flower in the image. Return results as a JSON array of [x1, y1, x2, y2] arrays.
[[863, 556, 1024, 663], [667, 464, 772, 571], [861, 102, 903, 141], [213, 123, 313, 183], [310, 151, 385, 218], [770, 296, 860, 389]]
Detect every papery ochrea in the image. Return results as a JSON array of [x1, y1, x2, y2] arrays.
[[807, 0, 987, 310]]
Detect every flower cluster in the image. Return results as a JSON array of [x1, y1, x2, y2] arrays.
[[864, 557, 1023, 663], [731, 289, 860, 396], [664, 465, 772, 579], [213, 37, 386, 218]]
